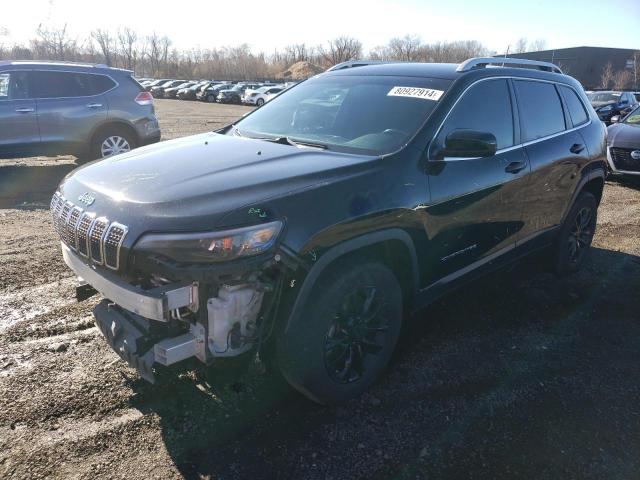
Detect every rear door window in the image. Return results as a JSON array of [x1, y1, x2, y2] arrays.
[[559, 86, 589, 127], [434, 78, 515, 154], [33, 71, 93, 98], [514, 80, 566, 141]]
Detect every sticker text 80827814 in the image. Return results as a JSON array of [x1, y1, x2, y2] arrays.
[[387, 86, 444, 101]]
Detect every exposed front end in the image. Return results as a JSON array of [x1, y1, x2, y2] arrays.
[[51, 188, 282, 383]]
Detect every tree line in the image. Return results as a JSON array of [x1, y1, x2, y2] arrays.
[[0, 25, 506, 80], [1, 25, 635, 88]]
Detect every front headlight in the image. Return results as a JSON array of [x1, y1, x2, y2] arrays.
[[135, 221, 283, 263]]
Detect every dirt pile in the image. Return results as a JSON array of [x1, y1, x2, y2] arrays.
[[279, 61, 323, 80]]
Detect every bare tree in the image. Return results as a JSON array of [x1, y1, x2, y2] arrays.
[[600, 62, 615, 89], [32, 24, 77, 60], [91, 29, 116, 66], [118, 27, 138, 70], [529, 39, 547, 52], [388, 34, 423, 61], [514, 37, 528, 54], [146, 33, 171, 76], [318, 36, 362, 67], [613, 69, 632, 90]]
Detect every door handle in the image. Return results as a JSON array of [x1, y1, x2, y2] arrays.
[[504, 161, 526, 174], [86, 103, 103, 108], [15, 107, 34, 113], [570, 143, 585, 154]]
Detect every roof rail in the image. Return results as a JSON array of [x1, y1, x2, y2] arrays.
[[326, 60, 391, 72], [457, 57, 563, 74]]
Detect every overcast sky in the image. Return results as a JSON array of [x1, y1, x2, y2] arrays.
[[1, 0, 638, 54]]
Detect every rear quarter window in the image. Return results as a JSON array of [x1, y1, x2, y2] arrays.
[[559, 85, 589, 127], [89, 74, 117, 94], [514, 80, 566, 142]]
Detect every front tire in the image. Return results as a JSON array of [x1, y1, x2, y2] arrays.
[[277, 260, 403, 405], [256, 98, 265, 107], [206, 94, 216, 103], [553, 191, 597, 276]]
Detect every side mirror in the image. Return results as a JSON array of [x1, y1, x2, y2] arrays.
[[443, 129, 497, 158], [610, 115, 620, 124]]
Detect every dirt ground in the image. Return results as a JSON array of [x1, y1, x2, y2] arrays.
[[1, 99, 640, 480]]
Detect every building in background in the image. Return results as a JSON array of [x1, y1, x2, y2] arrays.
[[501, 46, 639, 90]]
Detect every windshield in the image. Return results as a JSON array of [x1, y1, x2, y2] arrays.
[[622, 106, 640, 126], [233, 75, 450, 155], [587, 92, 621, 102]]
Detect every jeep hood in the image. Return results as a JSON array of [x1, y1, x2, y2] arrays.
[[59, 132, 377, 234]]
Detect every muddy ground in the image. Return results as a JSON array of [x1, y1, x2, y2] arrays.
[[1, 99, 639, 479]]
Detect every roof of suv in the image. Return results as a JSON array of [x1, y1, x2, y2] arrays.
[[0, 60, 132, 75], [324, 60, 571, 84]]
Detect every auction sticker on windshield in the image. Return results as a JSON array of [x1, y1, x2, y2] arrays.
[[387, 86, 444, 101]]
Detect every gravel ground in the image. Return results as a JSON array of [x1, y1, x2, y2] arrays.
[[1, 99, 639, 479]]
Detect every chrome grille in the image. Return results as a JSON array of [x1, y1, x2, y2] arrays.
[[65, 207, 83, 249], [104, 223, 127, 270], [610, 147, 640, 172], [50, 192, 128, 270], [77, 213, 95, 257], [89, 218, 109, 264]]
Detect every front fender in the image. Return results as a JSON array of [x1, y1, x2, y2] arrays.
[[283, 228, 419, 333]]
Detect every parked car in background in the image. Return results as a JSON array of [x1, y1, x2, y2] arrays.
[[0, 61, 160, 160], [607, 105, 640, 176], [587, 90, 638, 124], [143, 78, 170, 91], [264, 88, 284, 103], [244, 85, 284, 106], [50, 57, 606, 404], [217, 83, 263, 104], [195, 81, 218, 101], [150, 80, 183, 98], [177, 81, 210, 100], [164, 81, 197, 99], [200, 83, 233, 103]]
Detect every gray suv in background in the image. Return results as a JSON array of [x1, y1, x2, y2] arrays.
[[0, 61, 161, 160]]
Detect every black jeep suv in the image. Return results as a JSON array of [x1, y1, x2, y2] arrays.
[[51, 57, 606, 404]]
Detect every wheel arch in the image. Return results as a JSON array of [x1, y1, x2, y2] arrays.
[[89, 120, 140, 148], [561, 165, 606, 225], [284, 228, 419, 333]]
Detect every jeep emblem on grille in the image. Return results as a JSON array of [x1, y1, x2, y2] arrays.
[[78, 192, 96, 206], [631, 150, 640, 160]]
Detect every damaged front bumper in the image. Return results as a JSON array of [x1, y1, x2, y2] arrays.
[[62, 243, 198, 322], [62, 243, 270, 383]]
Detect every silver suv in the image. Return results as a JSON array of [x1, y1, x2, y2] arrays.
[[0, 61, 161, 160]]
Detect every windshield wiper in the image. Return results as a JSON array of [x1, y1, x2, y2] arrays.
[[232, 126, 327, 149], [273, 136, 328, 150]]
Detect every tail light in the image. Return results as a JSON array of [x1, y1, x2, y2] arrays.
[[135, 91, 153, 105]]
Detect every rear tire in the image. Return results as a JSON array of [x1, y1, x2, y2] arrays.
[[553, 191, 597, 276], [89, 126, 137, 161], [277, 260, 403, 405]]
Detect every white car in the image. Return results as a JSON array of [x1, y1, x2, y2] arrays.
[[244, 85, 284, 106]]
